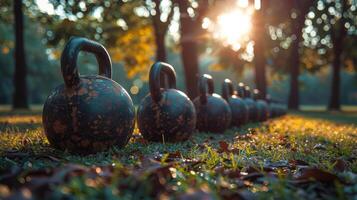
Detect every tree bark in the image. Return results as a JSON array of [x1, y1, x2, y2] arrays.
[[328, 0, 348, 110], [178, 0, 199, 99], [287, 1, 312, 110], [152, 0, 168, 62], [153, 30, 167, 62], [329, 47, 342, 110], [154, 29, 169, 88], [252, 0, 268, 99], [151, 0, 175, 88], [288, 17, 305, 110], [13, 0, 28, 109]]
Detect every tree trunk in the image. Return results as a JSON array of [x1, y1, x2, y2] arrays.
[[252, 1, 268, 99], [13, 0, 28, 109], [152, 0, 167, 62], [328, 48, 341, 110], [287, 4, 308, 110], [328, 1, 347, 110], [154, 31, 167, 62], [288, 39, 300, 110], [178, 0, 199, 99], [154, 30, 169, 88]]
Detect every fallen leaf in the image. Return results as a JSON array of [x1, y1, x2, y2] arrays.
[[334, 159, 348, 172], [289, 159, 309, 167], [293, 168, 339, 184], [218, 141, 229, 153]]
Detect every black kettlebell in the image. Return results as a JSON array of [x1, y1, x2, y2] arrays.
[[42, 37, 135, 154], [137, 62, 196, 142], [194, 74, 231, 133], [266, 95, 287, 118], [237, 83, 258, 122], [222, 79, 248, 127], [266, 95, 277, 118], [253, 89, 269, 122]]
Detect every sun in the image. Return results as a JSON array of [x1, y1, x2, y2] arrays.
[[217, 11, 251, 43], [206, 9, 253, 51]]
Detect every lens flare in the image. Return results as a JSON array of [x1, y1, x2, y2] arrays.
[[215, 10, 252, 49]]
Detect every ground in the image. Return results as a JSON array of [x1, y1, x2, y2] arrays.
[[0, 108, 357, 199]]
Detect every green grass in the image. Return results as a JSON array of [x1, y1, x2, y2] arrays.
[[0, 110, 357, 199]]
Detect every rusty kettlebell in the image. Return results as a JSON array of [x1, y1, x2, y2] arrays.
[[194, 74, 231, 133], [237, 83, 258, 122], [253, 89, 269, 122], [222, 79, 248, 127], [43, 37, 135, 154], [137, 62, 196, 142]]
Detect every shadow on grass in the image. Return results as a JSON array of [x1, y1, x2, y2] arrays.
[[291, 110, 357, 125]]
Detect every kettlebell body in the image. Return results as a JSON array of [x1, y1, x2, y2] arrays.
[[266, 95, 276, 118], [253, 89, 269, 122], [244, 98, 258, 122], [137, 62, 196, 142], [266, 95, 287, 118], [238, 84, 258, 122], [222, 79, 248, 127], [256, 100, 269, 121], [43, 37, 135, 154], [194, 74, 231, 133]]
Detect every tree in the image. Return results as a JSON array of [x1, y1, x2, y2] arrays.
[[146, 0, 174, 62], [43, 0, 155, 80], [177, 0, 209, 99], [305, 0, 356, 110], [13, 0, 28, 109], [328, 0, 349, 110], [287, 0, 315, 110], [251, 0, 269, 99]]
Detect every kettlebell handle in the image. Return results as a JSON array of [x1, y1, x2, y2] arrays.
[[253, 89, 260, 100], [237, 82, 245, 98], [61, 37, 112, 88], [150, 62, 177, 102], [222, 79, 234, 100], [199, 74, 214, 104], [244, 86, 251, 98]]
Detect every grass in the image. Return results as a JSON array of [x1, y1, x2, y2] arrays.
[[0, 109, 357, 199]]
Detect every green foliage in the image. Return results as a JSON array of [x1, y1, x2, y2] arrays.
[[303, 0, 357, 72], [40, 0, 156, 78]]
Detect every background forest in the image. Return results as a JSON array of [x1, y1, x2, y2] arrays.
[[0, 0, 356, 109]]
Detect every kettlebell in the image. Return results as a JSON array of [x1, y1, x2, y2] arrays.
[[194, 74, 231, 133], [237, 83, 258, 122], [266, 95, 287, 118], [222, 79, 248, 127], [42, 37, 135, 154], [253, 89, 269, 122], [137, 62, 196, 142], [266, 95, 276, 118]]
